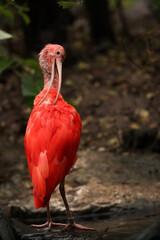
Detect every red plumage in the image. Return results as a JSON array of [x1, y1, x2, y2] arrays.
[[25, 85, 81, 209], [24, 44, 93, 230]]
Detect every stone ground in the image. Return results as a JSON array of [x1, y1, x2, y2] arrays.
[[1, 138, 160, 239], [1, 138, 160, 216]]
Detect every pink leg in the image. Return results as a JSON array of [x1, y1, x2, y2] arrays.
[[59, 179, 95, 231], [32, 204, 66, 230]]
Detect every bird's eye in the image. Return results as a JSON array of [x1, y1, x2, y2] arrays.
[[56, 50, 61, 55]]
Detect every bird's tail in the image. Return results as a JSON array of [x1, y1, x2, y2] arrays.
[[33, 188, 49, 209]]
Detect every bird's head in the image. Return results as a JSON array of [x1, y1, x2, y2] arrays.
[[38, 44, 66, 105]]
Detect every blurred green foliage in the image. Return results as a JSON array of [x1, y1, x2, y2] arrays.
[[0, 29, 13, 40], [109, 0, 138, 8], [151, 0, 160, 8], [0, 44, 43, 107], [150, 0, 160, 22], [0, 56, 13, 73], [58, 0, 83, 8], [0, 0, 153, 109], [0, 0, 30, 25], [21, 73, 43, 108], [57, 0, 139, 9], [0, 0, 43, 108]]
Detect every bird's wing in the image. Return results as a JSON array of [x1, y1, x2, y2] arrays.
[[24, 105, 81, 207]]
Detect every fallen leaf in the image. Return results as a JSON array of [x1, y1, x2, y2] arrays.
[[135, 109, 149, 123], [107, 137, 119, 146], [130, 123, 140, 129], [146, 92, 155, 99], [76, 61, 90, 71]]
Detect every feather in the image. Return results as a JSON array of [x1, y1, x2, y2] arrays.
[[24, 89, 82, 208], [38, 150, 49, 179], [32, 166, 46, 200]]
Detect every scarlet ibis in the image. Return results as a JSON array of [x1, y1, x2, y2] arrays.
[[24, 44, 93, 230]]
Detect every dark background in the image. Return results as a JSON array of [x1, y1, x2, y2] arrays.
[[1, 0, 160, 152], [1, 1, 160, 238]]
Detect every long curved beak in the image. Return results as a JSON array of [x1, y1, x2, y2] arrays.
[[38, 58, 62, 106], [53, 59, 62, 105]]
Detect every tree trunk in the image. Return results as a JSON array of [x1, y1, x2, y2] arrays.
[[24, 0, 73, 55], [84, 0, 115, 44]]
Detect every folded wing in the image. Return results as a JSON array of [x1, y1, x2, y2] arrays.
[[25, 105, 81, 208]]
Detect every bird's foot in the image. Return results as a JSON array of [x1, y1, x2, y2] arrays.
[[64, 218, 95, 231], [64, 223, 95, 231], [32, 221, 66, 230], [32, 218, 95, 231]]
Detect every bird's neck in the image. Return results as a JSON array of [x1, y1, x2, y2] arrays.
[[43, 70, 59, 90], [34, 87, 63, 107]]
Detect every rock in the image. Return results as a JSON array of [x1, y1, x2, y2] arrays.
[[129, 219, 160, 240], [12, 218, 107, 240], [0, 208, 16, 240], [121, 128, 159, 152], [1, 149, 160, 217]]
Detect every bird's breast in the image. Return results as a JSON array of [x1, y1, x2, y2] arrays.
[[34, 87, 63, 107]]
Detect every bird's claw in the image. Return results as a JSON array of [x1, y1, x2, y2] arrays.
[[32, 218, 95, 231], [32, 221, 66, 230], [64, 222, 95, 231], [32, 222, 49, 228]]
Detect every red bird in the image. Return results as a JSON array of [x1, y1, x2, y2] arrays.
[[24, 44, 93, 230]]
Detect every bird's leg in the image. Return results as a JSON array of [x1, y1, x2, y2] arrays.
[[31, 204, 51, 229], [59, 179, 95, 231], [32, 204, 66, 230]]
